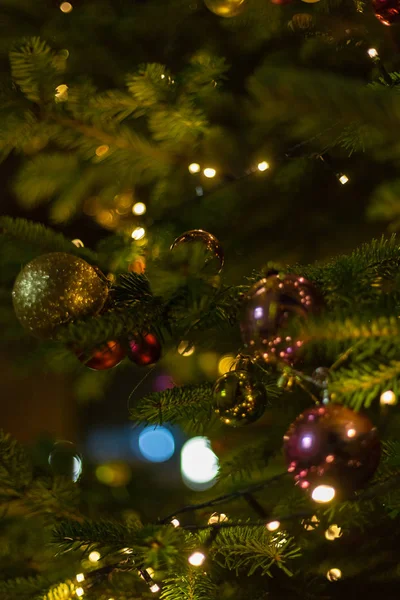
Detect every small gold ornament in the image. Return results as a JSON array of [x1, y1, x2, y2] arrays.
[[12, 252, 108, 339], [204, 0, 246, 17]]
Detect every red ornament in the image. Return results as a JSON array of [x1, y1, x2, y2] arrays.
[[126, 333, 162, 366], [373, 0, 400, 25], [77, 340, 126, 370], [283, 404, 381, 500]]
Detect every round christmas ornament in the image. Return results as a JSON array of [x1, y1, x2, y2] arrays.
[[48, 441, 82, 482], [12, 253, 108, 340], [126, 333, 162, 366], [283, 404, 381, 500], [77, 340, 126, 370], [204, 0, 246, 17], [213, 368, 268, 426], [170, 229, 224, 273], [372, 0, 400, 25], [240, 273, 323, 364]]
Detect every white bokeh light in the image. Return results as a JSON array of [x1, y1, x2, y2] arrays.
[[181, 437, 219, 489]]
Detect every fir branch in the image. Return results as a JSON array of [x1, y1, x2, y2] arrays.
[[0, 430, 32, 497], [217, 438, 282, 483], [161, 572, 218, 600], [129, 383, 214, 428], [212, 526, 301, 577]]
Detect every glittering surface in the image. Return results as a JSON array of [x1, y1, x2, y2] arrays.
[[240, 274, 323, 364], [283, 404, 381, 498], [126, 333, 162, 366], [12, 252, 108, 339], [204, 0, 246, 16], [77, 340, 126, 370], [213, 370, 267, 426], [170, 229, 224, 273]]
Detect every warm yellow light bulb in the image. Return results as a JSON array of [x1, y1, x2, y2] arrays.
[[257, 161, 270, 172], [76, 574, 85, 583], [338, 174, 349, 185], [380, 390, 397, 405], [188, 163, 201, 174], [218, 354, 236, 375], [89, 551, 101, 563], [326, 568, 342, 582], [311, 485, 335, 503], [367, 48, 378, 58], [208, 512, 228, 525], [131, 227, 146, 241], [95, 145, 109, 157], [55, 84, 69, 102], [188, 551, 206, 566], [266, 521, 280, 532], [60, 2, 73, 12], [76, 587, 84, 597], [171, 518, 180, 527], [325, 525, 342, 541], [132, 202, 146, 215], [178, 341, 195, 356], [150, 583, 160, 593], [203, 167, 216, 178], [302, 515, 319, 531], [347, 428, 356, 438], [72, 239, 84, 248]]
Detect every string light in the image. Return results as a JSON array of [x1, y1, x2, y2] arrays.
[[302, 515, 319, 531], [380, 390, 397, 405], [257, 161, 270, 172], [75, 588, 84, 597], [188, 163, 201, 174], [95, 145, 109, 157], [76, 574, 85, 583], [72, 239, 84, 248], [346, 428, 356, 438], [150, 584, 161, 593], [55, 84, 68, 102], [266, 520, 280, 532], [203, 168, 216, 178], [367, 48, 379, 58], [311, 485, 335, 503], [60, 2, 73, 12], [132, 202, 146, 215], [188, 551, 206, 566], [88, 551, 101, 562], [208, 513, 228, 525], [121, 548, 133, 554], [171, 518, 180, 527], [178, 341, 195, 356], [325, 525, 342, 541], [131, 227, 146, 240], [338, 174, 349, 185], [326, 568, 342, 581]]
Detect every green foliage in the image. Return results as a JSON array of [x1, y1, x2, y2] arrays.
[[0, 430, 32, 497], [161, 572, 218, 600], [213, 526, 301, 577]]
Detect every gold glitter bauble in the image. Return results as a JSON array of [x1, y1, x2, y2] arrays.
[[12, 252, 108, 339], [204, 0, 246, 17]]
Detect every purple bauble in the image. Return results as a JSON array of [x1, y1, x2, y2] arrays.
[[283, 404, 381, 500], [240, 274, 323, 364]]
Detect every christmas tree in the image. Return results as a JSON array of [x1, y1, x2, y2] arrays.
[[2, 0, 400, 599]]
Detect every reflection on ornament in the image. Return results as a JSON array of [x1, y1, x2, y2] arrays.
[[373, 0, 400, 24], [204, 0, 246, 17], [12, 253, 108, 339], [170, 229, 224, 273], [327, 568, 342, 582], [284, 404, 381, 500], [241, 273, 323, 364], [213, 370, 268, 426], [49, 441, 82, 481], [77, 340, 126, 370], [218, 354, 237, 375], [126, 333, 161, 366]]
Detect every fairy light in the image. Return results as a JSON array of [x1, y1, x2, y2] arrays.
[[60, 2, 73, 12], [171, 518, 180, 527], [76, 574, 85, 583], [131, 227, 146, 240], [338, 174, 349, 185], [89, 551, 101, 563], [188, 551, 206, 566], [203, 167, 216, 178], [347, 428, 356, 438], [121, 548, 133, 554], [326, 568, 342, 582], [367, 48, 378, 58], [75, 588, 84, 597], [72, 239, 84, 247], [55, 84, 68, 102], [325, 525, 342, 541], [311, 485, 335, 503], [302, 515, 319, 531], [150, 584, 161, 593], [95, 145, 109, 157], [208, 513, 228, 525], [380, 390, 397, 405], [178, 341, 195, 356], [257, 161, 270, 172], [188, 163, 201, 174], [266, 521, 280, 532], [132, 202, 146, 215]]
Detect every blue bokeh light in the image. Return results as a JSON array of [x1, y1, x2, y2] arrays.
[[138, 426, 175, 463]]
